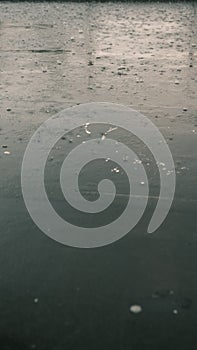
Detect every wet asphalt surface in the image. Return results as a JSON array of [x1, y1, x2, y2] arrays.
[[0, 1, 197, 349]]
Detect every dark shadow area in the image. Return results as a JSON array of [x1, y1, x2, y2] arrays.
[[0, 336, 29, 350]]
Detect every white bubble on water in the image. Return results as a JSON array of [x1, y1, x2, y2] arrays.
[[130, 305, 142, 314]]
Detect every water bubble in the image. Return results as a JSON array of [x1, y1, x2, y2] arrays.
[[173, 309, 178, 315], [105, 157, 110, 162], [129, 305, 142, 314], [111, 167, 120, 173], [158, 162, 165, 167], [133, 159, 142, 164], [84, 123, 91, 135]]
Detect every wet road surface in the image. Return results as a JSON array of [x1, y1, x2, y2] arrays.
[[0, 2, 197, 349]]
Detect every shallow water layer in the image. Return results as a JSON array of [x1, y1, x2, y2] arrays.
[[0, 2, 197, 350]]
